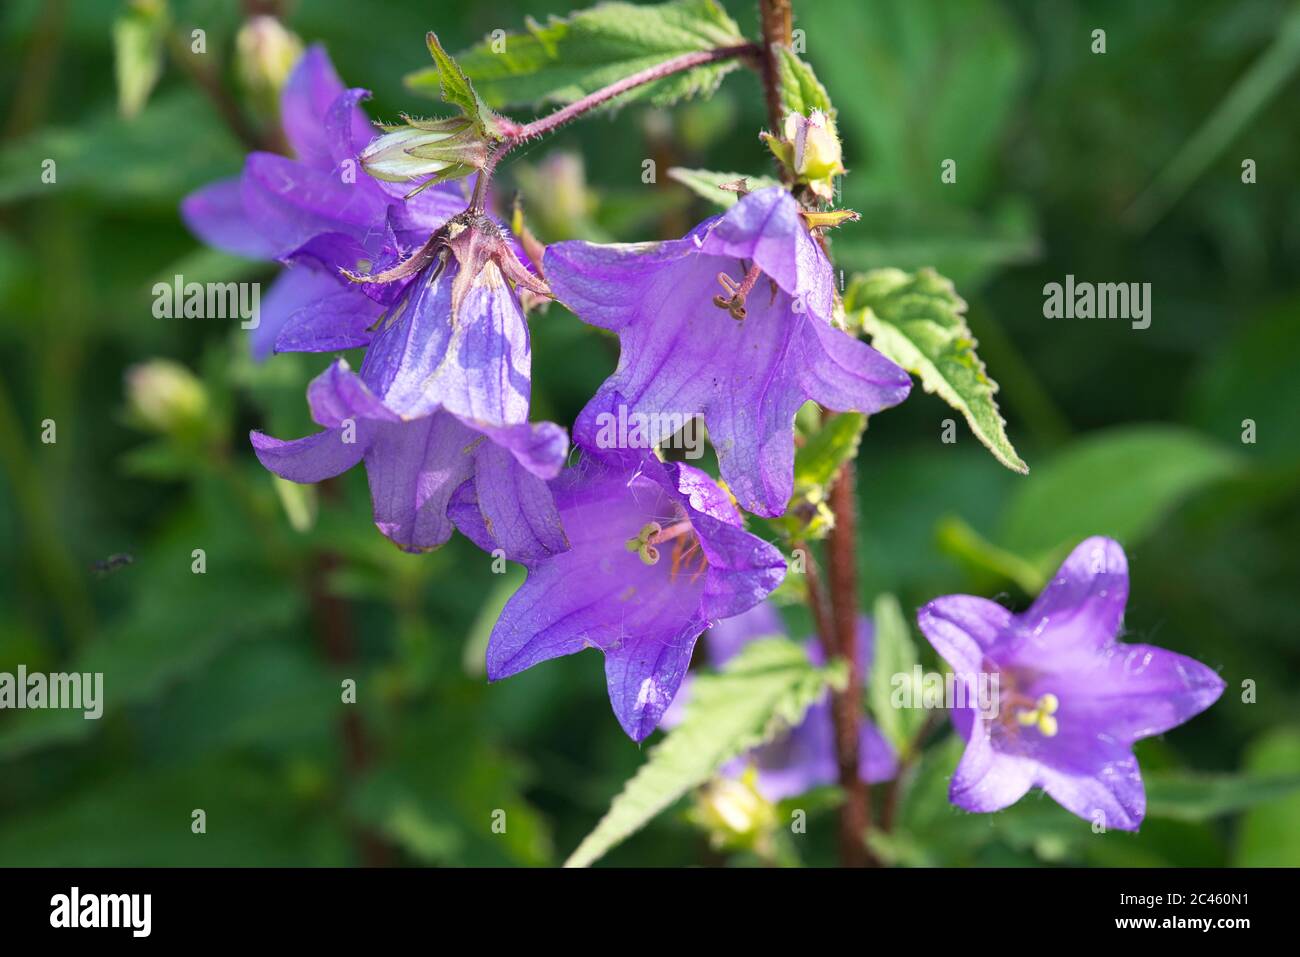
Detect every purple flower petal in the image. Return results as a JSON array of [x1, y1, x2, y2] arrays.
[[180, 177, 276, 261], [948, 716, 1037, 813], [361, 260, 531, 426], [917, 536, 1225, 831], [273, 287, 383, 355], [486, 455, 784, 740], [280, 46, 371, 169], [241, 153, 388, 258], [549, 188, 910, 516], [250, 427, 366, 483]]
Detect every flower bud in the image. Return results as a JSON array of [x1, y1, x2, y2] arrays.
[[688, 769, 778, 852], [124, 359, 209, 437], [235, 16, 304, 116], [761, 109, 845, 201], [361, 117, 490, 184]]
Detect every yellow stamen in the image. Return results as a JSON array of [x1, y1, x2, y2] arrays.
[[1015, 693, 1061, 736]]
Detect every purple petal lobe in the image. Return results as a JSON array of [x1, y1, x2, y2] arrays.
[[181, 177, 276, 260], [250, 266, 345, 361], [250, 427, 366, 483], [306, 359, 399, 428], [241, 153, 387, 257]]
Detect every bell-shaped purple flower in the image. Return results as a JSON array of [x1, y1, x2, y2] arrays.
[[916, 536, 1225, 831], [181, 46, 465, 359], [666, 602, 897, 801], [486, 454, 787, 741], [544, 186, 912, 517], [251, 353, 567, 559]]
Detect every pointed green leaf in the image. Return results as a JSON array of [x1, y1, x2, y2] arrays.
[[411, 0, 746, 110], [565, 637, 844, 867], [773, 45, 834, 118], [423, 31, 501, 140], [794, 412, 865, 489], [867, 593, 925, 755], [845, 267, 1027, 474], [666, 167, 782, 208]]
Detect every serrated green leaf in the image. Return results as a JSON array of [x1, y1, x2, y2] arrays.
[[112, 0, 169, 119], [666, 167, 782, 208], [794, 412, 865, 489], [1145, 771, 1300, 822], [412, 0, 746, 111], [1000, 425, 1241, 569], [773, 45, 833, 118], [867, 593, 925, 755], [565, 637, 844, 867], [846, 267, 1027, 474], [423, 31, 500, 139]]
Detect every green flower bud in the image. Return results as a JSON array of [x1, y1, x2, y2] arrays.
[[124, 359, 209, 438], [235, 16, 304, 117], [761, 109, 845, 202], [360, 117, 490, 184], [688, 769, 778, 852]]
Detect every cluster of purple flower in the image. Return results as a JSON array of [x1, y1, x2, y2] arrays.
[[184, 49, 1223, 830]]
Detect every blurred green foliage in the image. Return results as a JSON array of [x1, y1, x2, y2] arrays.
[[0, 0, 1297, 867]]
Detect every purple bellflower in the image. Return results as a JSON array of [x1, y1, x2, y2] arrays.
[[544, 186, 912, 517], [916, 536, 1225, 831], [667, 601, 897, 801], [486, 453, 787, 741], [250, 351, 567, 559], [181, 46, 467, 359]]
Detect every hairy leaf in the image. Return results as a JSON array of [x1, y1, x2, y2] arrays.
[[423, 31, 501, 139], [846, 267, 1027, 474], [565, 638, 844, 867], [667, 167, 782, 208], [773, 45, 833, 118], [410, 0, 746, 110], [868, 593, 925, 755]]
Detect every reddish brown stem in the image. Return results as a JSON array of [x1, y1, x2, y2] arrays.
[[758, 0, 793, 131], [472, 43, 760, 211], [827, 460, 872, 866]]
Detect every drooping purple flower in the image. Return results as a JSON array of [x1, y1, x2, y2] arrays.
[[543, 186, 912, 517], [251, 353, 567, 559], [916, 536, 1225, 831], [486, 454, 787, 741], [181, 45, 466, 359], [667, 602, 897, 801]]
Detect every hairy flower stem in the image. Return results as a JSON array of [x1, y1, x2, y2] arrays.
[[758, 0, 873, 866], [758, 0, 793, 133], [471, 43, 760, 211], [827, 459, 873, 866]]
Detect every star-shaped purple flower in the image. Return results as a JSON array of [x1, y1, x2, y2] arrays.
[[544, 186, 912, 517], [251, 352, 567, 559], [668, 601, 898, 801], [916, 536, 1225, 831], [486, 454, 787, 741], [181, 45, 465, 359]]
